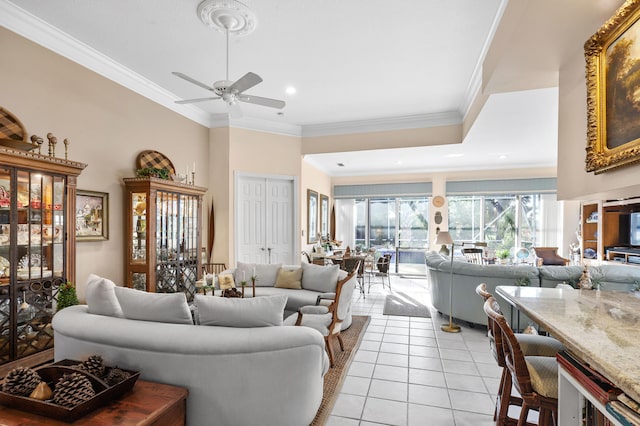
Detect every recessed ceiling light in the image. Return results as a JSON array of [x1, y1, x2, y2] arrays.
[[285, 86, 296, 95], [444, 153, 464, 158], [499, 154, 507, 159], [337, 162, 345, 167], [396, 160, 403, 165]]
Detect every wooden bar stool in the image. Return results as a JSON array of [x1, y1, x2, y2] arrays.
[[476, 284, 563, 425], [484, 296, 559, 426]]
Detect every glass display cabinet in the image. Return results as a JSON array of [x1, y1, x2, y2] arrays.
[[123, 177, 206, 301], [0, 147, 85, 370]]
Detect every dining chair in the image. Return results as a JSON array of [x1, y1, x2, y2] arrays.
[[484, 296, 560, 426], [201, 262, 227, 275], [476, 284, 564, 426], [301, 251, 312, 263], [291, 264, 357, 367], [342, 256, 366, 296], [368, 253, 391, 293], [462, 247, 484, 264]]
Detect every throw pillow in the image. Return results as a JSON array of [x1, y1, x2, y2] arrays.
[[274, 267, 302, 289], [301, 262, 340, 293], [218, 273, 236, 290], [195, 294, 288, 327], [114, 287, 193, 324], [236, 262, 282, 287], [85, 274, 124, 318]]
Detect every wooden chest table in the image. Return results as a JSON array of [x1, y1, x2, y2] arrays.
[[0, 380, 188, 425]]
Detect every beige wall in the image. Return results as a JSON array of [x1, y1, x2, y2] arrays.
[[302, 124, 463, 154], [0, 28, 209, 300], [557, 20, 640, 201], [221, 128, 302, 266], [301, 161, 332, 253]]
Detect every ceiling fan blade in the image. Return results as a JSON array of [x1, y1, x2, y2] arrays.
[[229, 72, 263, 94], [172, 72, 214, 91], [238, 94, 286, 109], [175, 96, 221, 104]]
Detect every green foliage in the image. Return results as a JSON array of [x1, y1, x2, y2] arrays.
[[566, 278, 579, 289], [57, 282, 79, 312], [135, 167, 170, 180], [515, 277, 530, 287], [496, 249, 510, 259]]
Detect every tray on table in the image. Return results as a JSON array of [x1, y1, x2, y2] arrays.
[[0, 359, 140, 422]]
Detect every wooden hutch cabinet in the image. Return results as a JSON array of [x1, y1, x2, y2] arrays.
[[123, 177, 206, 301], [0, 147, 85, 371]]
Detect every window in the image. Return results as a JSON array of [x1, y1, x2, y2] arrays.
[[448, 194, 558, 254]]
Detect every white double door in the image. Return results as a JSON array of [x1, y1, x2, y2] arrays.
[[235, 173, 297, 265]]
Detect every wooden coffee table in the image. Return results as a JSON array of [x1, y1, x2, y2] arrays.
[[0, 379, 188, 425]]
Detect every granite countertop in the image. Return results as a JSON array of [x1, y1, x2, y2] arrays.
[[496, 286, 640, 403]]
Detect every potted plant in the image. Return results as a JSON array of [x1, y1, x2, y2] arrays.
[[56, 282, 79, 312], [496, 249, 510, 264]]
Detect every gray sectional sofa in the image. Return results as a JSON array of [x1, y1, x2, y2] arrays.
[[218, 261, 355, 328], [53, 275, 329, 426], [426, 252, 640, 329]]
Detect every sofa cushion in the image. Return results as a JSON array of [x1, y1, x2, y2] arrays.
[[301, 263, 340, 293], [114, 287, 193, 324], [275, 267, 303, 289], [236, 262, 282, 287], [196, 294, 288, 327], [85, 274, 124, 318]]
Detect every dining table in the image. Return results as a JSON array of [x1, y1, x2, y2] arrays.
[[495, 285, 640, 425]]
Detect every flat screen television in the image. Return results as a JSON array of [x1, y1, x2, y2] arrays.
[[631, 212, 640, 246]]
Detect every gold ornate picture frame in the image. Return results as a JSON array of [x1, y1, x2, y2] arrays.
[[585, 0, 640, 174]]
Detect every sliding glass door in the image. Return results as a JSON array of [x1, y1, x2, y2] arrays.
[[353, 197, 429, 275]]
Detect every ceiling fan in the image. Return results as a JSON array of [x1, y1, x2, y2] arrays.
[[173, 13, 285, 116]]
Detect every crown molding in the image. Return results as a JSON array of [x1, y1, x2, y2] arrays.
[[1, 1, 212, 127], [1, 0, 503, 138], [460, 0, 508, 118], [210, 114, 302, 137], [301, 112, 462, 138]]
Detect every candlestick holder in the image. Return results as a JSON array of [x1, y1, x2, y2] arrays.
[[191, 172, 195, 186]]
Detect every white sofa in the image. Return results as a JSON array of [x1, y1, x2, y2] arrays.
[[53, 277, 330, 426], [218, 261, 355, 328]]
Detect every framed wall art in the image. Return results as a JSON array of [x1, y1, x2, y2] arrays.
[[585, 0, 640, 173], [307, 189, 318, 244], [76, 190, 109, 241], [320, 194, 329, 239]]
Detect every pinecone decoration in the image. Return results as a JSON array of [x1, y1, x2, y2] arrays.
[[53, 373, 95, 408], [77, 355, 105, 378], [2, 366, 41, 396], [105, 367, 131, 386]]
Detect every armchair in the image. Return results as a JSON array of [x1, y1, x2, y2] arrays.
[[532, 247, 569, 266], [286, 266, 357, 367]]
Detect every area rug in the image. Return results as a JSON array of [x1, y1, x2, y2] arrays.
[[383, 292, 432, 318], [310, 315, 370, 426]]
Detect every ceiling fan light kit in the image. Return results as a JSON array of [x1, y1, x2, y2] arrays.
[[197, 0, 257, 36]]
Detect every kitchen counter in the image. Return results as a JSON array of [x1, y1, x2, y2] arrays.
[[496, 285, 640, 403]]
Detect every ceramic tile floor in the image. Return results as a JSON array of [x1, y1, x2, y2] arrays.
[[327, 274, 501, 426]]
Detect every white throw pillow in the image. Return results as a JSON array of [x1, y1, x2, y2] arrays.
[[236, 262, 282, 287], [114, 287, 193, 324], [301, 262, 340, 293], [195, 294, 287, 327], [85, 274, 124, 318]]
